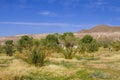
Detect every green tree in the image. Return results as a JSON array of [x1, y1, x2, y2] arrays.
[[78, 35, 99, 53], [40, 34, 60, 53], [18, 35, 33, 49], [60, 32, 74, 40], [45, 34, 59, 47], [5, 40, 14, 56], [81, 35, 93, 44]]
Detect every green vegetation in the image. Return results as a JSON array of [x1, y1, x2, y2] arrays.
[[18, 35, 33, 50], [60, 32, 77, 48], [0, 32, 120, 80], [81, 35, 93, 44], [30, 46, 46, 66], [5, 40, 14, 56], [62, 47, 75, 59], [112, 40, 120, 51], [78, 35, 99, 53]]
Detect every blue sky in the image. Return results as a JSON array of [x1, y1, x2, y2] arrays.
[[0, 0, 120, 36]]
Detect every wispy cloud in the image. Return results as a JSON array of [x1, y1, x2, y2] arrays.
[[38, 11, 57, 16], [0, 21, 92, 28], [38, 10, 78, 17]]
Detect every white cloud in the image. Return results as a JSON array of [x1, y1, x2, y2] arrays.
[[38, 10, 78, 17], [38, 11, 57, 16], [0, 21, 90, 28]]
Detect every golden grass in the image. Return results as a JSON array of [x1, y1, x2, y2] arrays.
[[0, 49, 120, 80]]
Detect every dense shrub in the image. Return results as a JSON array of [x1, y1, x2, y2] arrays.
[[98, 37, 113, 48], [112, 40, 120, 51], [62, 48, 76, 59], [78, 42, 86, 54], [87, 40, 99, 53], [31, 46, 46, 66], [18, 35, 33, 49], [40, 34, 60, 53], [60, 32, 77, 48], [0, 45, 4, 53], [78, 35, 99, 53], [59, 32, 78, 59], [81, 35, 93, 44], [45, 34, 59, 46], [17, 46, 47, 67], [5, 40, 14, 56], [99, 41, 111, 48]]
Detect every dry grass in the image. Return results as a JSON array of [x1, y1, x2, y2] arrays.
[[0, 50, 120, 80]]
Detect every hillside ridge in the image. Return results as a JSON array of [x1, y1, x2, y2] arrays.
[[79, 25, 120, 33]]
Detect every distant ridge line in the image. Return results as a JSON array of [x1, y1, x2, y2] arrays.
[[79, 25, 120, 33]]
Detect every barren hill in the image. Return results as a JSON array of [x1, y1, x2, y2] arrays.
[[75, 25, 120, 41], [79, 25, 120, 33]]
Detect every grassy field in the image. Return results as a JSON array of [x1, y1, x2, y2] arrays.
[[0, 48, 120, 80]]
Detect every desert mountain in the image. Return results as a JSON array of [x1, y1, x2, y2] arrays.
[[75, 25, 120, 41], [79, 25, 120, 33]]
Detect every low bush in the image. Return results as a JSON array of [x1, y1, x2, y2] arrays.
[[31, 46, 46, 66], [5, 40, 14, 56], [62, 48, 76, 59], [90, 70, 108, 79], [112, 40, 120, 51]]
